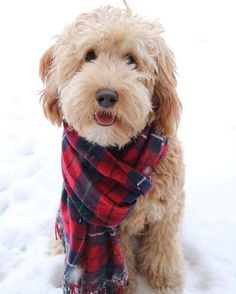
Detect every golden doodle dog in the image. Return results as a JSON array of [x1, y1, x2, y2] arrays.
[[39, 2, 185, 294]]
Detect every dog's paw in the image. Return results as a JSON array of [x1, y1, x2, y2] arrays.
[[143, 269, 184, 294], [151, 286, 183, 294]]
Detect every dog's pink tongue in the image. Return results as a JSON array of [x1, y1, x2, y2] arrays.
[[95, 111, 115, 126]]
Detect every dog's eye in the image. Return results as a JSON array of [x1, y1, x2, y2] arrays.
[[125, 55, 137, 66], [86, 50, 96, 62]]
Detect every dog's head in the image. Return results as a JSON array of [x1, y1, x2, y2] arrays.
[[40, 6, 181, 147]]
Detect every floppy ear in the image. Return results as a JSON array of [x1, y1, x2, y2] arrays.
[[39, 46, 62, 126], [153, 42, 182, 136]]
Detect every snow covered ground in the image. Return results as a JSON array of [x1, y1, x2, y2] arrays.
[[0, 0, 236, 293]]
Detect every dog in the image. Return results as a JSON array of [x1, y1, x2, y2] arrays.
[[39, 3, 185, 294]]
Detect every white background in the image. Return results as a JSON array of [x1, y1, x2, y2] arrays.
[[0, 0, 236, 293]]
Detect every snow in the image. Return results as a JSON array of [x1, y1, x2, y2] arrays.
[[0, 0, 236, 293]]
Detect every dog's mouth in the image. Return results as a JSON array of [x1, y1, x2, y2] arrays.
[[94, 111, 116, 126]]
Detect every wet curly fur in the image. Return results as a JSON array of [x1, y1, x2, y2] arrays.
[[39, 4, 185, 294]]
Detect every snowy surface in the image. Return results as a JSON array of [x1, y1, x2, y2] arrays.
[[0, 0, 236, 293]]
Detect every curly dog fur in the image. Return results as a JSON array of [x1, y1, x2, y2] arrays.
[[39, 4, 185, 294]]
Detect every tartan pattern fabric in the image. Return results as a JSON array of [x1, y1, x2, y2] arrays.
[[56, 120, 168, 294]]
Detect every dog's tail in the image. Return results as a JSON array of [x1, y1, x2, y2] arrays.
[[123, 0, 132, 15]]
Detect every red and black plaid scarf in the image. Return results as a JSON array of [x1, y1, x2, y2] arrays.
[[56, 120, 168, 294]]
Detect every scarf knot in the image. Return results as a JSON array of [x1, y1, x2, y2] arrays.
[[56, 120, 168, 293]]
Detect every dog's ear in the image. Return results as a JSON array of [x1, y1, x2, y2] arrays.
[[39, 46, 62, 126], [152, 41, 181, 136]]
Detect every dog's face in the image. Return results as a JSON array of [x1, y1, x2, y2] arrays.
[[40, 6, 181, 147]]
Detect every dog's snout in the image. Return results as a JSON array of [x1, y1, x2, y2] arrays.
[[95, 88, 118, 108]]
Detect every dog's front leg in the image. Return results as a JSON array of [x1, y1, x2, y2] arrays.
[[137, 191, 185, 294]]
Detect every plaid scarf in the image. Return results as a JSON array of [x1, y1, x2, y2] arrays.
[[56, 120, 168, 294]]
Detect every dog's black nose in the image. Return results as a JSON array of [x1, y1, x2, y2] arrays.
[[95, 88, 118, 108]]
